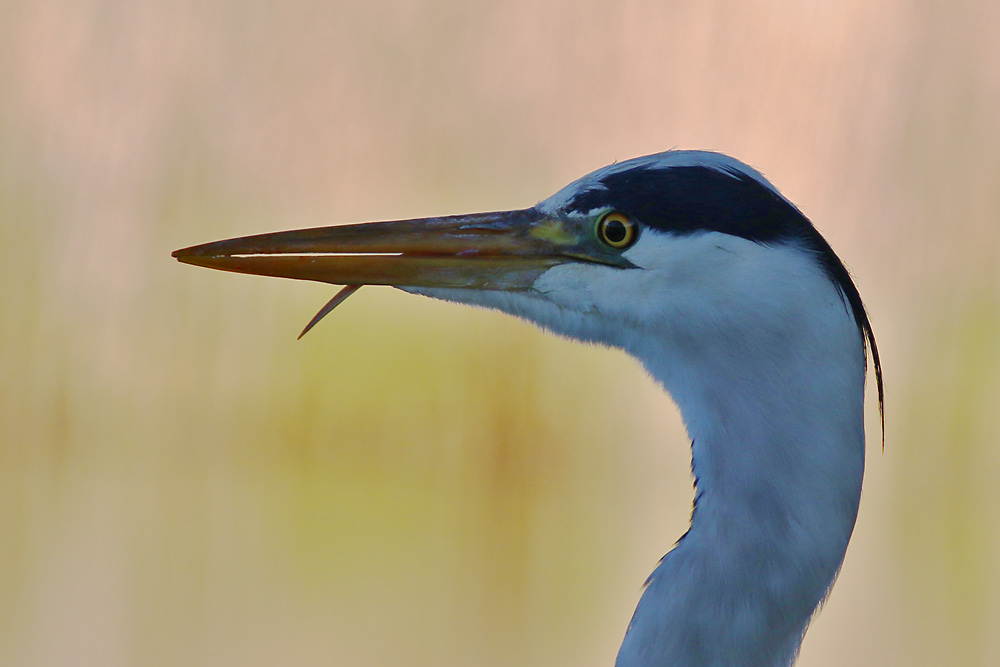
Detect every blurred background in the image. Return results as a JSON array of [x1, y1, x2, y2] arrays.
[[1, 1, 998, 665]]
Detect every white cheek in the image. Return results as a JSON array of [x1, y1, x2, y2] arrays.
[[623, 231, 747, 277]]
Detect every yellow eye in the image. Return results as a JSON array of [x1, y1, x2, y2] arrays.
[[596, 212, 638, 249]]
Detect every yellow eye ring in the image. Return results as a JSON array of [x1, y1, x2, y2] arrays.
[[596, 212, 638, 249]]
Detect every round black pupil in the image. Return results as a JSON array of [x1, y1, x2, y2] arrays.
[[604, 219, 628, 244]]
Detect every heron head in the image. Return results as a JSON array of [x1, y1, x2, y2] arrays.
[[172, 150, 880, 415]]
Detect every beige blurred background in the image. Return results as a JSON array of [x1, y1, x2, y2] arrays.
[[1, 1, 998, 665]]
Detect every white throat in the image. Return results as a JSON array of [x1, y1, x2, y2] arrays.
[[615, 237, 866, 666], [617, 236, 867, 665], [615, 299, 866, 666], [411, 231, 870, 667]]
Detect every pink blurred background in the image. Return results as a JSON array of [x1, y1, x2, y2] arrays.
[[1, 1, 998, 665]]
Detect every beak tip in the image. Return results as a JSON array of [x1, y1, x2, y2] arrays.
[[173, 242, 220, 263], [173, 252, 218, 269], [172, 244, 202, 261]]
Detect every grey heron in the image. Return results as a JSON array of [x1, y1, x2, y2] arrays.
[[173, 150, 883, 667]]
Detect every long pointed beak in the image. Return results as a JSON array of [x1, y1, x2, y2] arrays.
[[172, 208, 634, 335], [172, 208, 632, 290]]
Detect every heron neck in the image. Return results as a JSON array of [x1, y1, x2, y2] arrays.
[[616, 333, 867, 667]]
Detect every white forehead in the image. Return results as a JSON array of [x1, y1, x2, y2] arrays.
[[537, 150, 789, 215]]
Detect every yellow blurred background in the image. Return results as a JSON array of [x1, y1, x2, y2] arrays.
[[1, 1, 998, 665]]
